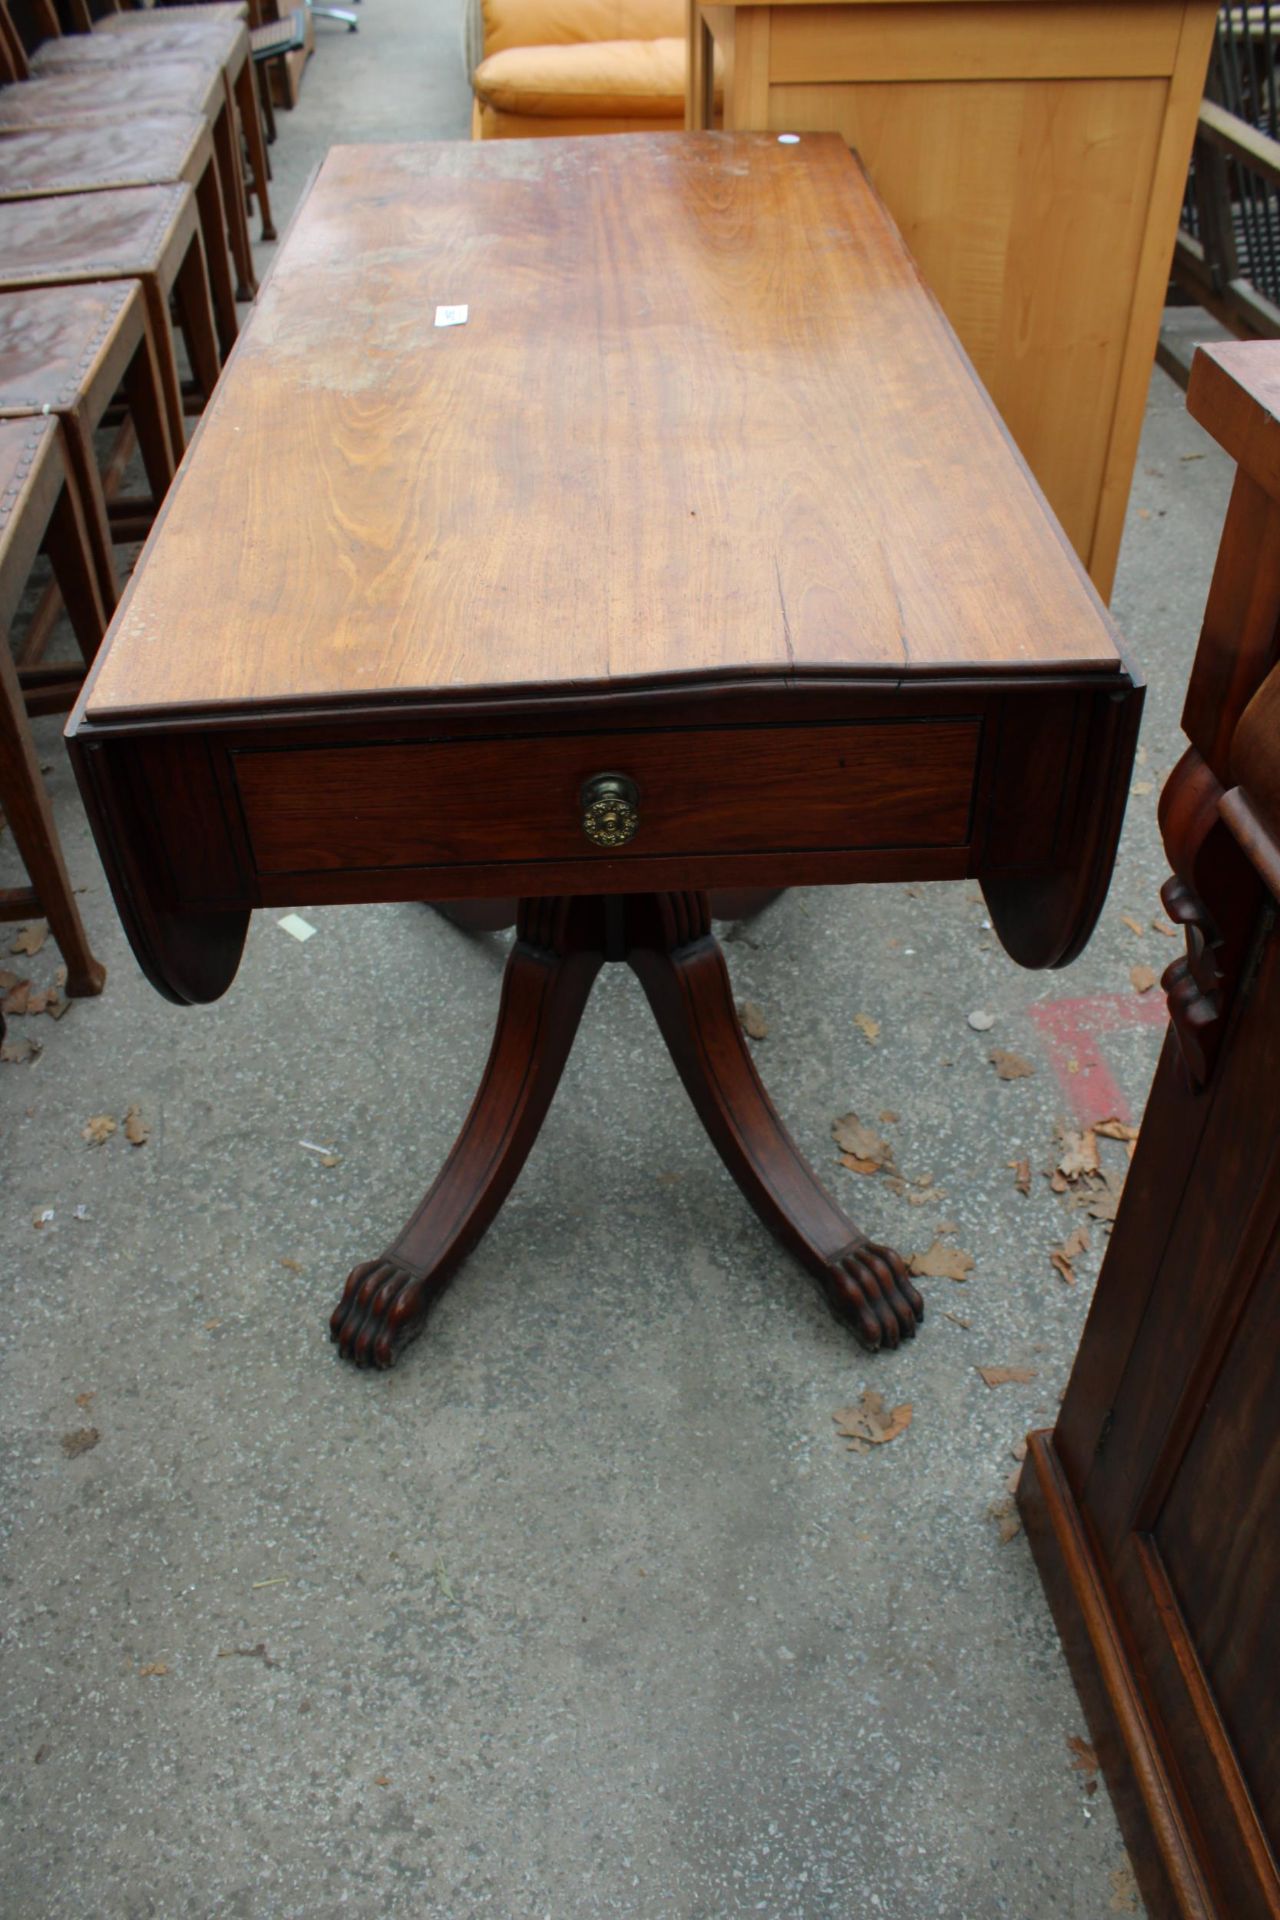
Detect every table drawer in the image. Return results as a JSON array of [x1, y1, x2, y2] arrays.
[[233, 719, 981, 875]]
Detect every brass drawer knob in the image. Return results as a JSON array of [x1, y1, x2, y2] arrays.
[[581, 773, 640, 848]]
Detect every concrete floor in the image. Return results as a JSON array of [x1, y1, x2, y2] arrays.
[[0, 8, 1241, 1917]]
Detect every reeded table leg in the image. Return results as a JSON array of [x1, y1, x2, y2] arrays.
[[625, 893, 922, 1350], [330, 896, 606, 1368], [332, 890, 921, 1368]]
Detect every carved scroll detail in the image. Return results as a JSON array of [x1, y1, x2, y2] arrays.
[[1158, 747, 1263, 1089]]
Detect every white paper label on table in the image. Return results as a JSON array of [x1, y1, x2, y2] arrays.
[[434, 305, 469, 328]]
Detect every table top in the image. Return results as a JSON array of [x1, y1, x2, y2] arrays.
[[82, 131, 1121, 725]]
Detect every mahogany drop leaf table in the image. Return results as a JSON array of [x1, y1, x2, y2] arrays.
[[67, 133, 1141, 1368]]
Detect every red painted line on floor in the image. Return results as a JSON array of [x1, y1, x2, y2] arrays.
[[1027, 992, 1169, 1126]]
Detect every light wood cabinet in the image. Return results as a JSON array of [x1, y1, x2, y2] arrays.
[[686, 0, 1217, 597]]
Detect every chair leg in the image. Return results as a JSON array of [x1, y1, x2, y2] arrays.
[[194, 159, 240, 360], [58, 411, 119, 613], [211, 92, 257, 302], [43, 472, 112, 668], [0, 638, 105, 996], [141, 279, 186, 457], [235, 54, 275, 240], [256, 59, 277, 149], [172, 227, 223, 409], [122, 330, 177, 508]]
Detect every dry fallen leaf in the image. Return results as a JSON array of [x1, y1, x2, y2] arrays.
[[60, 1427, 99, 1457], [74, 1391, 95, 1410], [833, 1391, 913, 1454], [943, 1310, 971, 1328], [910, 1240, 975, 1283], [1120, 913, 1145, 938], [989, 1048, 1034, 1080], [280, 1257, 304, 1275], [1050, 1223, 1091, 1286], [1067, 1733, 1100, 1777], [832, 1112, 892, 1169], [977, 1365, 1037, 1388], [1130, 964, 1158, 995], [1094, 1117, 1139, 1142], [82, 1115, 117, 1147], [738, 1000, 768, 1040], [853, 1012, 880, 1045], [1151, 916, 1179, 939], [1084, 1168, 1126, 1224], [987, 1494, 1022, 1543], [123, 1105, 150, 1147], [10, 921, 48, 956], [879, 1109, 899, 1124], [933, 1219, 961, 1235], [138, 1662, 169, 1678], [2, 982, 31, 1016], [1055, 1126, 1100, 1183], [1131, 781, 1154, 797], [1009, 1157, 1031, 1196], [373, 1775, 392, 1789], [2, 1037, 41, 1064]]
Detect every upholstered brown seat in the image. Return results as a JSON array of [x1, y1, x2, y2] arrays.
[[0, 281, 174, 604], [0, 55, 245, 317], [3, 0, 271, 269], [0, 183, 221, 451], [0, 115, 239, 357]]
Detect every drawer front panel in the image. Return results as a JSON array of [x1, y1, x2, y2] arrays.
[[234, 720, 981, 876]]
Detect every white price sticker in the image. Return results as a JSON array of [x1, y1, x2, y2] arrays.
[[434, 304, 469, 328]]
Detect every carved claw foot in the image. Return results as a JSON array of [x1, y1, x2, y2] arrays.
[[820, 1239, 924, 1351], [330, 1255, 438, 1369]]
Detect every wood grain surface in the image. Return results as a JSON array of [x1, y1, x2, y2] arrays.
[[83, 132, 1121, 720]]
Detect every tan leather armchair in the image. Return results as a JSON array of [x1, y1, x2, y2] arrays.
[[469, 0, 717, 139]]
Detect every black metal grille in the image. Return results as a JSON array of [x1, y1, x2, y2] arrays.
[[1185, 5, 1280, 302]]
